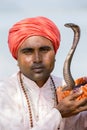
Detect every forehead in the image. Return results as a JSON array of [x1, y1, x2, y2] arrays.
[[20, 36, 53, 49]]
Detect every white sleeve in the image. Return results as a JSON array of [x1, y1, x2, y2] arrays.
[[31, 108, 62, 130]]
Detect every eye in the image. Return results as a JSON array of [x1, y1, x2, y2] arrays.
[[40, 46, 51, 52], [21, 48, 34, 54]]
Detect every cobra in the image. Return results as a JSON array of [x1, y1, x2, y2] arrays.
[[63, 23, 80, 91]]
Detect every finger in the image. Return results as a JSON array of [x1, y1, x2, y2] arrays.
[[74, 104, 87, 114], [71, 98, 87, 115], [69, 98, 87, 115], [77, 97, 87, 107]]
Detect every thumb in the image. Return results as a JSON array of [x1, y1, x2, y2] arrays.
[[70, 88, 83, 100]]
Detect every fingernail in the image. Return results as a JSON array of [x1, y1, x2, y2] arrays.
[[73, 88, 79, 93], [73, 88, 83, 94]]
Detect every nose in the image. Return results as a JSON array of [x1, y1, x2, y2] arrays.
[[33, 51, 42, 63]]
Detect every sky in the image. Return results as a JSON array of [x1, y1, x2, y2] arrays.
[[0, 0, 87, 80]]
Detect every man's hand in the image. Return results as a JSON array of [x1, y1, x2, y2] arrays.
[[56, 89, 87, 117]]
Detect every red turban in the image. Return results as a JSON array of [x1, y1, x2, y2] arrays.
[[8, 16, 61, 59]]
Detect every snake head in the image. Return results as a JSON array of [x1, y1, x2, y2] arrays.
[[64, 23, 80, 33], [64, 23, 78, 27]]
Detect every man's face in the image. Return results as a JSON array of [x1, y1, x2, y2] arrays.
[[17, 36, 56, 86]]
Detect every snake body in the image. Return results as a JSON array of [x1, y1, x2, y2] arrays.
[[63, 23, 80, 90]]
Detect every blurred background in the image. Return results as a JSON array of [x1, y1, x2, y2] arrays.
[[0, 0, 87, 80]]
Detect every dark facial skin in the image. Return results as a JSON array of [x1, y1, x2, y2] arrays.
[[17, 36, 56, 87]]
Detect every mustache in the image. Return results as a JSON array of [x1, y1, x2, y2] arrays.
[[31, 63, 45, 69]]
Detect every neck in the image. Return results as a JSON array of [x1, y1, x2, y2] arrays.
[[34, 78, 49, 88], [20, 71, 50, 88]]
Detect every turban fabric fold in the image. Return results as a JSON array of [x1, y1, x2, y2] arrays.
[[8, 16, 61, 59]]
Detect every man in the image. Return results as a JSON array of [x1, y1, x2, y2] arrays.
[[0, 16, 87, 130]]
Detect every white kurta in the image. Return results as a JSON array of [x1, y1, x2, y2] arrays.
[[0, 72, 87, 130]]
